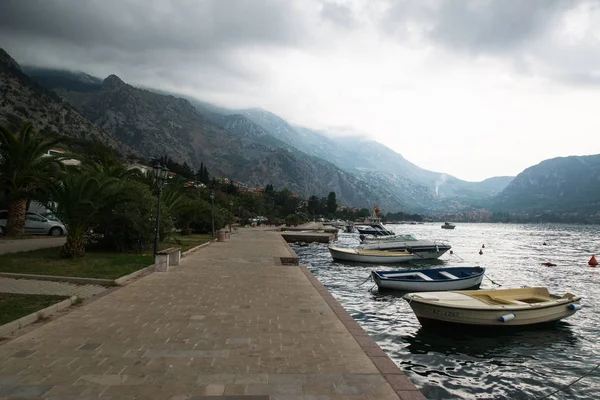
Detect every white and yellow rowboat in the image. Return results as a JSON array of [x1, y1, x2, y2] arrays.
[[328, 246, 414, 263], [403, 287, 582, 329]]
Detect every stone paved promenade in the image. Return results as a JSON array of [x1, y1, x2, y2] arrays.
[[0, 228, 424, 399]]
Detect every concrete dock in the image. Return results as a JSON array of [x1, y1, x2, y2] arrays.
[[0, 227, 424, 399], [279, 223, 339, 243]]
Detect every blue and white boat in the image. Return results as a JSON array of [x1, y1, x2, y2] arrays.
[[371, 266, 485, 292]]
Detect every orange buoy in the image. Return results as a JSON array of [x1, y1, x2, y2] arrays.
[[479, 249, 483, 255], [543, 242, 547, 246], [589, 255, 598, 267], [482, 244, 485, 249]]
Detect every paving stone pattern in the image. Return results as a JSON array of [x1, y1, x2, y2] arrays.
[[0, 277, 107, 298], [0, 228, 424, 399]]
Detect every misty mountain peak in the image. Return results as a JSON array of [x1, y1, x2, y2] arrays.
[[0, 48, 22, 71], [103, 74, 126, 88]]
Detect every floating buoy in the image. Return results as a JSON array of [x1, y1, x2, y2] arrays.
[[479, 249, 483, 255], [541, 262, 556, 267], [543, 242, 547, 246], [568, 304, 582, 311], [449, 250, 453, 255], [482, 244, 485, 249], [589, 255, 598, 267], [499, 313, 515, 322]]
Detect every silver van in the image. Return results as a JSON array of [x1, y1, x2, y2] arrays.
[[0, 211, 67, 236]]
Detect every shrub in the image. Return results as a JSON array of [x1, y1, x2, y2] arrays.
[[285, 214, 302, 227], [92, 181, 157, 252]]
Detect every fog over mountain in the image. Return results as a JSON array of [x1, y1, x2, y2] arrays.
[[2, 0, 599, 181]]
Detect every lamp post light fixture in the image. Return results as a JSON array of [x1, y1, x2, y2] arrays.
[[152, 163, 170, 255], [210, 192, 215, 239], [229, 200, 233, 233]]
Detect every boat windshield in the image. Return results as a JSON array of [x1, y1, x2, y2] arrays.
[[395, 234, 417, 241]]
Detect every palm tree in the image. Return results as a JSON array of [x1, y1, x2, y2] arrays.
[[0, 123, 64, 235], [42, 168, 120, 258]]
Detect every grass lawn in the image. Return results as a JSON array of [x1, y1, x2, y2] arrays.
[[0, 248, 154, 279], [0, 293, 70, 325], [160, 233, 212, 252]]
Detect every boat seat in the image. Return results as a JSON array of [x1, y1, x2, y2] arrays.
[[489, 297, 528, 305], [384, 272, 433, 281], [438, 271, 459, 280]]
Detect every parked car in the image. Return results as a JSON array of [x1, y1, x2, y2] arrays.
[[0, 210, 67, 236]]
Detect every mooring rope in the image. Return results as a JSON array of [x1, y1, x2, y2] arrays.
[[484, 274, 503, 287], [537, 362, 600, 399], [356, 274, 373, 287]]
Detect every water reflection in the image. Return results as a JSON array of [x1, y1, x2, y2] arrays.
[[294, 223, 600, 399], [403, 323, 579, 357]]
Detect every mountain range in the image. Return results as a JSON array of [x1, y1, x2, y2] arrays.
[[1, 48, 599, 218]]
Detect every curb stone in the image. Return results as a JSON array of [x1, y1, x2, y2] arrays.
[[0, 295, 77, 337], [114, 264, 158, 286], [181, 240, 214, 257], [0, 272, 114, 286]]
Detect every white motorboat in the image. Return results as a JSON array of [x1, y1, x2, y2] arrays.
[[328, 246, 414, 264], [372, 267, 485, 292], [403, 287, 582, 329], [355, 206, 395, 236], [359, 234, 451, 260]]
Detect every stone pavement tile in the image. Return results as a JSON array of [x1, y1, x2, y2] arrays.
[[0, 384, 53, 397], [303, 383, 336, 395], [271, 396, 331, 400], [395, 390, 428, 400], [245, 383, 303, 395]]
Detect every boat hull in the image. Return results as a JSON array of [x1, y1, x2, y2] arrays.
[[404, 296, 580, 328], [329, 247, 413, 264], [361, 238, 451, 257], [373, 271, 483, 292]]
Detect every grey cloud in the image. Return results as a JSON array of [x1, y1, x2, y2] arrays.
[[0, 0, 305, 53], [320, 1, 357, 28], [429, 0, 570, 53], [0, 0, 311, 101], [381, 0, 600, 86], [383, 0, 571, 53]]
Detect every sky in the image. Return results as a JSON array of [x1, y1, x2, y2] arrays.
[[1, 0, 600, 181]]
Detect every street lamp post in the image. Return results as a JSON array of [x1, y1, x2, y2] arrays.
[[152, 163, 170, 256], [210, 192, 215, 239], [229, 200, 233, 233]]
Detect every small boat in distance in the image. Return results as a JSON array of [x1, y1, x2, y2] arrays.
[[328, 246, 413, 264], [372, 266, 484, 292], [403, 287, 582, 329], [441, 222, 456, 229]]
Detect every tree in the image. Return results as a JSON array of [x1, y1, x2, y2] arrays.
[[327, 192, 337, 216], [307, 195, 320, 219], [0, 123, 64, 235], [42, 168, 120, 258]]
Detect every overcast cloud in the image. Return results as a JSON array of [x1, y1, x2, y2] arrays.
[[1, 0, 599, 181]]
